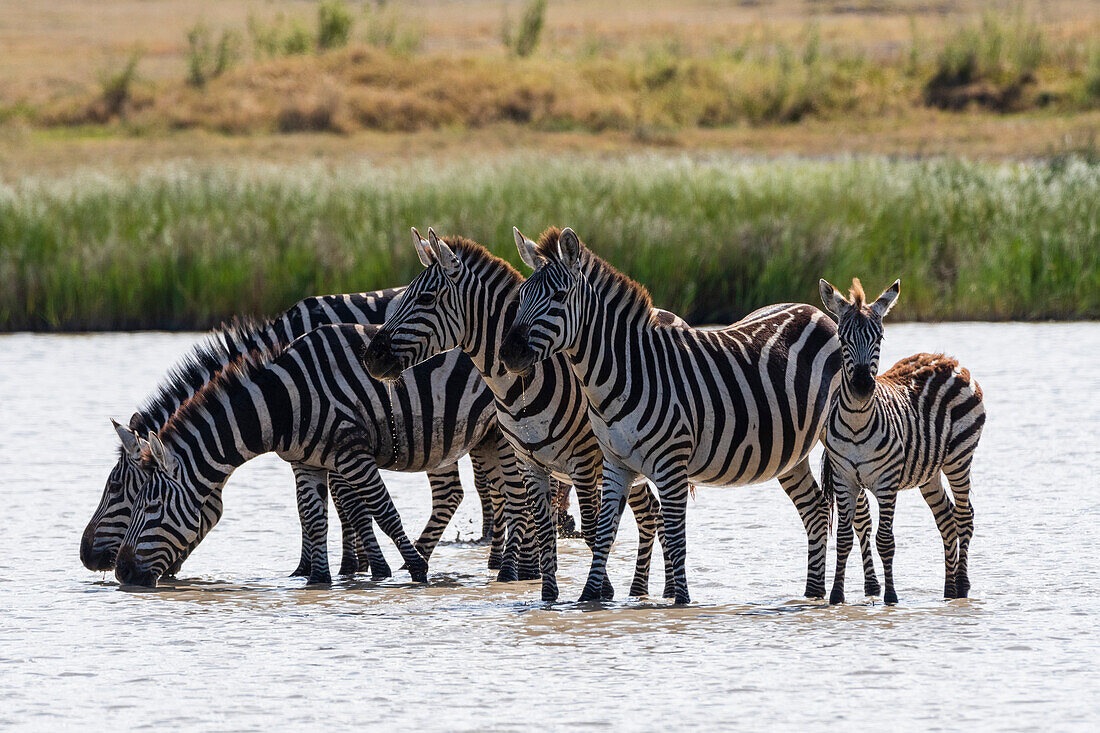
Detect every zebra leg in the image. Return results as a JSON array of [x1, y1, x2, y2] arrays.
[[468, 444, 496, 546], [524, 469, 559, 602], [291, 464, 331, 584], [854, 489, 880, 596], [553, 480, 578, 538], [875, 490, 900, 605], [517, 509, 542, 581], [578, 460, 637, 603], [829, 480, 857, 605], [329, 475, 360, 576], [330, 454, 427, 583], [572, 473, 615, 598], [625, 481, 661, 598], [331, 485, 390, 579], [652, 465, 692, 606], [778, 459, 830, 599], [493, 434, 530, 583], [944, 460, 975, 598], [920, 472, 958, 600], [416, 464, 464, 561]]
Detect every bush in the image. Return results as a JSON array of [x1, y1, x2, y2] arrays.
[[502, 0, 547, 58], [187, 23, 242, 88], [317, 1, 354, 51], [249, 14, 313, 58], [363, 5, 422, 54], [98, 51, 142, 117]]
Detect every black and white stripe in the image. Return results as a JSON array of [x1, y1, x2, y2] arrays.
[[115, 321, 522, 587], [499, 227, 847, 604], [80, 290, 499, 583], [363, 229, 673, 602], [820, 278, 986, 604]]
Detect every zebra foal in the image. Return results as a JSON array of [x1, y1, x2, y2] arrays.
[[820, 278, 985, 604]]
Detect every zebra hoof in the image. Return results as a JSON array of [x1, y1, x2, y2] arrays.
[[883, 588, 898, 605], [408, 563, 428, 584], [673, 590, 691, 606], [578, 583, 604, 603], [517, 567, 541, 581], [956, 576, 970, 598], [338, 561, 359, 576], [804, 581, 826, 599], [628, 581, 648, 598], [943, 580, 958, 600], [369, 559, 392, 580], [601, 578, 615, 600], [541, 585, 559, 602], [829, 587, 845, 605], [487, 553, 503, 570], [307, 570, 332, 585], [662, 580, 676, 600], [864, 578, 881, 597], [290, 563, 310, 578], [496, 565, 519, 583]]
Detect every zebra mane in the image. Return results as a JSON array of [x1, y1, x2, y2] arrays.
[[535, 226, 655, 318], [130, 315, 274, 436], [137, 316, 288, 465], [849, 278, 866, 308], [441, 235, 523, 285]]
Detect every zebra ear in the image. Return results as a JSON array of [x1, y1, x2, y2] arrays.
[[557, 227, 581, 269], [513, 227, 545, 270], [112, 418, 142, 460], [819, 279, 849, 317], [428, 227, 462, 280], [147, 434, 179, 476], [870, 279, 901, 319], [411, 227, 435, 268]]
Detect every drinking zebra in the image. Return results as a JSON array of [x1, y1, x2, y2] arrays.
[[363, 228, 673, 601], [115, 319, 526, 587], [819, 278, 986, 604], [498, 226, 851, 604], [80, 290, 502, 584]]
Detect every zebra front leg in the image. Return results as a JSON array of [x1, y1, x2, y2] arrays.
[[945, 460, 975, 598], [524, 469, 559, 601], [778, 459, 829, 598], [829, 478, 858, 605], [493, 435, 529, 583], [578, 461, 637, 602], [653, 465, 692, 605], [291, 464, 331, 584], [330, 454, 427, 583], [332, 486, 390, 579], [921, 472, 959, 599], [874, 490, 900, 605], [416, 464, 464, 561], [625, 481, 661, 598], [854, 489, 880, 596], [572, 473, 614, 598]]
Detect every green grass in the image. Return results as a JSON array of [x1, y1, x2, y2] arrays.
[[1, 155, 1098, 330]]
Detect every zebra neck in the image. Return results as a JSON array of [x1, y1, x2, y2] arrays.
[[461, 276, 522, 384]]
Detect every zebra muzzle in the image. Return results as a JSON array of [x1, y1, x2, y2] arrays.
[[499, 327, 536, 374], [362, 332, 402, 381], [114, 544, 159, 588]]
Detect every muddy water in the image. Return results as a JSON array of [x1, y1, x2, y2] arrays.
[[0, 324, 1097, 730]]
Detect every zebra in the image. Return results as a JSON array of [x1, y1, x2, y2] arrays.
[[362, 228, 675, 602], [498, 226, 856, 605], [80, 290, 502, 584], [115, 319, 527, 588], [819, 278, 986, 604]]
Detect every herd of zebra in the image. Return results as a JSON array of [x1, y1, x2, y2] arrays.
[[80, 225, 986, 605]]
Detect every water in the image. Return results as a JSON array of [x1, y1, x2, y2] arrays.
[[1, 324, 1098, 730]]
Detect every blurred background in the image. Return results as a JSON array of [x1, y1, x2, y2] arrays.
[[2, 0, 1097, 329]]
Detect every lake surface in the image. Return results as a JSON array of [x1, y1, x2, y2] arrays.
[[1, 324, 1097, 730]]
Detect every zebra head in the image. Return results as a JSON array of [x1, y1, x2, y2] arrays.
[[80, 418, 147, 572], [364, 227, 465, 380], [819, 277, 900, 400], [500, 226, 584, 374], [115, 433, 207, 587]]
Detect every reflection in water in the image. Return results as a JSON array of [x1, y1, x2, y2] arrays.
[[1, 325, 1098, 729]]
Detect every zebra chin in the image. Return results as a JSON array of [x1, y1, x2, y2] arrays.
[[114, 545, 161, 588]]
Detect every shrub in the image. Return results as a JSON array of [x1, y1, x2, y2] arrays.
[[317, 1, 354, 51], [502, 0, 547, 58], [187, 23, 242, 88], [98, 51, 142, 117]]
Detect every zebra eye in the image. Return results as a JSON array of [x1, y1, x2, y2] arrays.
[[416, 292, 437, 306]]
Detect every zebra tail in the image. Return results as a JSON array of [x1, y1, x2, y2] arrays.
[[820, 452, 836, 536]]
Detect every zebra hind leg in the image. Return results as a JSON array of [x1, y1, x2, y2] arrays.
[[854, 489, 879, 596], [415, 464, 464, 562], [944, 460, 975, 598], [778, 459, 829, 599], [625, 481, 660, 598], [331, 482, 360, 576], [920, 472, 958, 600]]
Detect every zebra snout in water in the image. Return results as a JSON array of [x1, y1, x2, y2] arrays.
[[79, 523, 116, 571], [499, 326, 536, 374], [851, 364, 876, 399], [362, 332, 401, 381], [114, 545, 158, 588]]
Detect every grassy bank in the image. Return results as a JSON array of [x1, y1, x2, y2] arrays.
[[1, 155, 1098, 330]]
